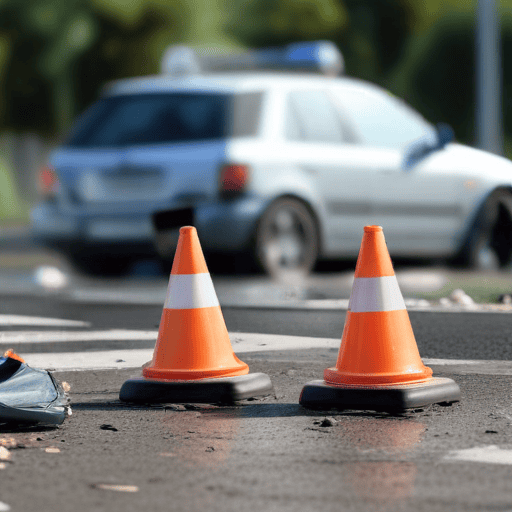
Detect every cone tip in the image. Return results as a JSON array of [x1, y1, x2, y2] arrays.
[[180, 226, 196, 235], [355, 224, 393, 277], [171, 225, 208, 275]]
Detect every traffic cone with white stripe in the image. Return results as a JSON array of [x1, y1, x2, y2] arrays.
[[300, 225, 460, 411], [120, 226, 273, 404]]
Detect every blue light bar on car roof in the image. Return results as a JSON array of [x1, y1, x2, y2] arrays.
[[160, 41, 344, 76]]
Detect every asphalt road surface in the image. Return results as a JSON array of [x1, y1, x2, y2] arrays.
[[1, 294, 512, 360], [1, 289, 512, 512]]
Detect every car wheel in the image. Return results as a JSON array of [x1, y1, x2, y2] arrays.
[[255, 198, 319, 279], [461, 190, 512, 270]]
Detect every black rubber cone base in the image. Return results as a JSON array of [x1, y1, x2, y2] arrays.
[[120, 373, 274, 405], [299, 377, 461, 412]]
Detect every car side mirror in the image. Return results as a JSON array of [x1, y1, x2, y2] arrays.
[[403, 124, 454, 170], [402, 137, 433, 171], [436, 123, 454, 148]]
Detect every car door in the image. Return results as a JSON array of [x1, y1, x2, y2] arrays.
[[283, 88, 379, 255], [331, 85, 464, 256]]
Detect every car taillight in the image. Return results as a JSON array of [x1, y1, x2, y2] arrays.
[[38, 164, 60, 197], [219, 164, 249, 194]]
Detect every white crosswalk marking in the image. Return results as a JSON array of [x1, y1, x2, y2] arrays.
[[0, 314, 89, 327], [445, 446, 512, 465], [23, 349, 154, 372], [0, 330, 157, 343], [1, 315, 512, 376]]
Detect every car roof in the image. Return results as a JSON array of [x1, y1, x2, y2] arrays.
[[103, 73, 384, 97]]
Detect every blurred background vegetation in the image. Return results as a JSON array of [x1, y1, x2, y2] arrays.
[[0, 0, 510, 219]]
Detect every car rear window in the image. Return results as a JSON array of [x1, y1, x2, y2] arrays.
[[64, 92, 263, 147]]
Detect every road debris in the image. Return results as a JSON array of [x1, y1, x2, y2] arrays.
[[317, 417, 337, 427], [498, 294, 512, 304], [434, 289, 478, 309], [450, 289, 475, 307], [91, 484, 139, 493], [44, 447, 60, 454], [0, 434, 47, 449], [403, 298, 432, 309], [0, 438, 17, 448], [0, 350, 70, 425], [33, 266, 68, 291], [100, 424, 118, 431], [0, 446, 11, 462], [312, 417, 337, 428]]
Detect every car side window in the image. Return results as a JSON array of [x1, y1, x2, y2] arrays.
[[231, 92, 264, 137], [331, 86, 436, 150], [285, 90, 346, 143]]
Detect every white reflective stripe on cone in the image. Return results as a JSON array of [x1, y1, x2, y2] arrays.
[[349, 275, 405, 313], [164, 273, 220, 310]]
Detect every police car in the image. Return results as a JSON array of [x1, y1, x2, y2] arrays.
[[31, 41, 512, 277]]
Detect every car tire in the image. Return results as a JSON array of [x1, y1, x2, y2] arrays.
[[255, 197, 319, 279], [460, 190, 512, 270]]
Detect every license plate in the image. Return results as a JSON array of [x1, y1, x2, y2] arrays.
[[86, 220, 152, 240]]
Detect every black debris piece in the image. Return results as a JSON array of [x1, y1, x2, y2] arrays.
[[100, 424, 118, 431]]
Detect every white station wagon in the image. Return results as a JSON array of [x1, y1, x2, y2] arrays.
[[31, 42, 512, 277]]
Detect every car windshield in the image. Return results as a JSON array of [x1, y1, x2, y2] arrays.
[[64, 92, 262, 147]]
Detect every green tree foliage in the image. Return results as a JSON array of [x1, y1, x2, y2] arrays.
[[1, 0, 511, 153], [0, 156, 23, 220], [226, 0, 348, 47], [226, 0, 415, 83], [0, 0, 187, 135], [398, 13, 477, 144], [501, 16, 512, 139], [336, 0, 415, 81], [396, 7, 512, 148]]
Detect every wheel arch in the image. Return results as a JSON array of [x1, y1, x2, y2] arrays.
[[456, 186, 512, 266]]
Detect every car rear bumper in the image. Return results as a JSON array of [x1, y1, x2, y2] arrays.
[[31, 196, 268, 255], [30, 202, 155, 253]]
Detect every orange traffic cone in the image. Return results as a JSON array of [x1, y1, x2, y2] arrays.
[[120, 226, 273, 404], [300, 225, 460, 411]]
